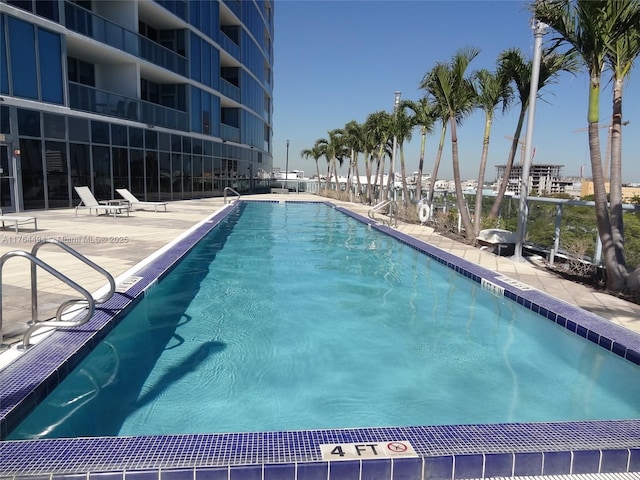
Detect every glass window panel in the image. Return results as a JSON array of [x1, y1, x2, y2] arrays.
[[159, 132, 170, 151], [130, 148, 144, 195], [182, 136, 191, 153], [171, 134, 182, 152], [182, 154, 192, 198], [192, 155, 202, 195], [17, 109, 41, 137], [190, 33, 200, 82], [1, 106, 10, 135], [129, 127, 143, 148], [38, 28, 63, 104], [111, 124, 128, 146], [91, 121, 109, 144], [8, 17, 38, 99], [145, 150, 159, 200], [172, 153, 182, 197], [192, 138, 203, 155], [36, 0, 59, 22], [0, 14, 8, 94], [159, 151, 171, 200], [112, 147, 128, 190], [20, 138, 45, 210], [202, 42, 211, 87], [203, 156, 212, 194], [202, 92, 211, 135], [145, 129, 158, 150], [69, 143, 90, 191], [91, 145, 111, 199], [7, 0, 33, 13], [68, 117, 89, 142], [43, 113, 66, 139], [45, 140, 69, 208], [190, 87, 201, 133]]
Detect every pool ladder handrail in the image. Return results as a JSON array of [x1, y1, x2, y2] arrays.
[[368, 200, 398, 227], [223, 187, 241, 204], [0, 238, 116, 350]]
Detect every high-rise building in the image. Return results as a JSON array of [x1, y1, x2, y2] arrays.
[[0, 0, 273, 211]]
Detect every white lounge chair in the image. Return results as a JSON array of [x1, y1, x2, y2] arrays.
[[74, 186, 130, 218], [116, 188, 168, 212], [0, 214, 37, 233]]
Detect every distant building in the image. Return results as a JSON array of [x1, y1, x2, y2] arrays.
[[494, 164, 572, 196], [580, 181, 640, 203]]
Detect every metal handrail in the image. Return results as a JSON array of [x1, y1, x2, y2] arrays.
[[368, 200, 398, 227], [30, 239, 116, 321], [0, 251, 95, 350], [223, 187, 241, 204], [0, 239, 116, 349]]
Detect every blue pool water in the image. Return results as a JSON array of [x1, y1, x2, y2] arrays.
[[8, 202, 640, 439]]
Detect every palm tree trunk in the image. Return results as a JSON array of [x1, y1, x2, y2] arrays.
[[365, 153, 373, 204], [315, 160, 321, 192], [371, 157, 381, 204], [399, 147, 410, 207], [354, 156, 363, 202], [450, 116, 474, 240], [416, 128, 427, 200], [332, 158, 340, 193], [474, 115, 492, 235], [489, 107, 525, 218], [427, 122, 447, 206], [587, 78, 625, 291], [609, 77, 626, 272]]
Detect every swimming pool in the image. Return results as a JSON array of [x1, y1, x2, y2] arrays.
[[7, 201, 640, 440], [1, 200, 640, 478]]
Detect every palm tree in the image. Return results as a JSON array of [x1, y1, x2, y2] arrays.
[[401, 97, 436, 203], [315, 130, 347, 194], [341, 120, 364, 201], [533, 0, 640, 292], [488, 47, 578, 219], [603, 1, 640, 275], [390, 106, 415, 206], [363, 111, 392, 203], [420, 47, 480, 241], [300, 145, 324, 192], [472, 67, 513, 235]]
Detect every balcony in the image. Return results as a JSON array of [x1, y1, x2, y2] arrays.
[[221, 123, 240, 143], [64, 1, 187, 77], [68, 82, 189, 131], [218, 32, 240, 61], [220, 79, 240, 103]]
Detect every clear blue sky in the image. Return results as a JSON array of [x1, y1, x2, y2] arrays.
[[271, 0, 640, 183]]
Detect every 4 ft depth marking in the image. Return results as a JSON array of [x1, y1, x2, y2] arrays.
[[319, 441, 418, 461]]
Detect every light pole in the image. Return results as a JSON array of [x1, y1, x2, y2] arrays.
[[389, 91, 401, 200], [514, 19, 546, 261], [285, 139, 289, 188]]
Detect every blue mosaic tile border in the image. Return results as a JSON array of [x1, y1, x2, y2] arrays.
[[0, 200, 639, 479]]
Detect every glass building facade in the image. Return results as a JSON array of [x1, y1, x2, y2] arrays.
[[0, 0, 273, 211]]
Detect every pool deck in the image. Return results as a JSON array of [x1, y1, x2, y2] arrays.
[[2, 193, 637, 350]]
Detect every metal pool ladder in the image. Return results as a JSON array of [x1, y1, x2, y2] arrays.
[[368, 200, 398, 227], [223, 187, 241, 204], [0, 238, 116, 350]]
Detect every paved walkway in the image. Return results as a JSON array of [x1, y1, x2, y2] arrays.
[[0, 194, 638, 349]]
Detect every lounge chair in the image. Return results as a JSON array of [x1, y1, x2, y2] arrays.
[[0, 214, 37, 233], [116, 188, 168, 212], [74, 186, 130, 218]]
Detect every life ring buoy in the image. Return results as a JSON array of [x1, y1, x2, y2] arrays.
[[418, 203, 430, 223]]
